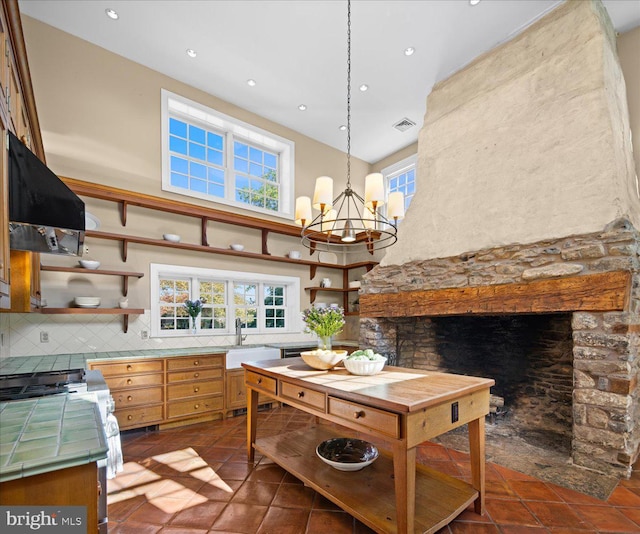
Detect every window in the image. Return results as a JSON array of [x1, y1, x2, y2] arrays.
[[161, 89, 295, 219], [381, 154, 417, 219], [150, 264, 300, 337]]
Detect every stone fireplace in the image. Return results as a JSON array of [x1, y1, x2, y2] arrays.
[[360, 0, 639, 483]]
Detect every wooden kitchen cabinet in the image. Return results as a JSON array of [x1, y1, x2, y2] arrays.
[[89, 358, 165, 430], [225, 368, 272, 414], [166, 354, 225, 421]]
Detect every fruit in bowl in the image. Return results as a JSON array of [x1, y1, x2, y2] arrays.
[[301, 349, 347, 370], [343, 349, 387, 376]]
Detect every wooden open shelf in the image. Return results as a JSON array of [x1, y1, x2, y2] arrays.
[[40, 307, 144, 333], [40, 265, 144, 296], [254, 425, 478, 534]]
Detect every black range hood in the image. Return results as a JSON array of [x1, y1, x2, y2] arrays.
[[8, 131, 85, 256]]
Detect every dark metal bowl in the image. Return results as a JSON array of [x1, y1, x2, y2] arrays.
[[316, 437, 379, 471]]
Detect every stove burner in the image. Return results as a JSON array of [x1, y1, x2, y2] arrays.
[[0, 369, 86, 401]]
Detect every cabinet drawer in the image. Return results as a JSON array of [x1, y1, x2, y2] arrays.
[[328, 397, 400, 438], [107, 373, 163, 389], [91, 360, 163, 377], [167, 396, 224, 419], [167, 380, 223, 401], [280, 381, 326, 411], [245, 371, 276, 395], [116, 405, 164, 429], [167, 354, 223, 371], [113, 387, 163, 408], [167, 367, 223, 383]]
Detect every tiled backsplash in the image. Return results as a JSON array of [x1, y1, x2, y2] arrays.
[[0, 311, 313, 358]]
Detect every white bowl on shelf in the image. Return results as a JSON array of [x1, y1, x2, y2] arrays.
[[74, 296, 101, 308], [343, 356, 387, 376], [229, 243, 245, 251], [348, 281, 361, 289], [79, 260, 100, 270], [163, 234, 181, 243]]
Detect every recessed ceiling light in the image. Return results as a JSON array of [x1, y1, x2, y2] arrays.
[[339, 125, 347, 131], [105, 8, 119, 20], [404, 47, 415, 56], [247, 79, 257, 87], [359, 84, 369, 92], [186, 49, 197, 58], [298, 104, 307, 111], [469, 0, 481, 5]]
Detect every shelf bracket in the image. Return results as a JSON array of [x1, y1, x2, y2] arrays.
[[309, 242, 317, 256], [123, 314, 129, 334], [119, 201, 128, 226], [261, 229, 271, 255], [122, 276, 129, 297], [121, 240, 128, 262], [310, 265, 318, 280], [201, 217, 209, 247], [309, 289, 318, 304]]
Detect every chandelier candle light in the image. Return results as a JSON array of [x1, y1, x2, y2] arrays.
[[295, 0, 405, 255]]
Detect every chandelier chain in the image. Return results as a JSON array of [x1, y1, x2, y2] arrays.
[[346, 0, 351, 189]]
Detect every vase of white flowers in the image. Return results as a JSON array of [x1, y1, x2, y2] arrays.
[[302, 306, 345, 350], [184, 299, 205, 334]]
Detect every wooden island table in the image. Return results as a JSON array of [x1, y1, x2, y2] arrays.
[[243, 358, 494, 534]]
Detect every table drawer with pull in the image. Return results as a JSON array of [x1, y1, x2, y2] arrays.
[[280, 381, 326, 411], [328, 397, 400, 438], [167, 380, 223, 401], [245, 371, 277, 395]]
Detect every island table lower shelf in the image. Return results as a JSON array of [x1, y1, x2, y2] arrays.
[[254, 425, 478, 534]]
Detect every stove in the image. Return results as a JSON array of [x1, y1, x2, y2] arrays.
[[0, 369, 86, 401]]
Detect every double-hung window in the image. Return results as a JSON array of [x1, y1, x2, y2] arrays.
[[161, 89, 295, 219], [381, 154, 417, 221], [150, 264, 300, 338]]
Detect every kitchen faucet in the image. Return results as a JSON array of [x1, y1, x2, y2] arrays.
[[235, 317, 246, 346]]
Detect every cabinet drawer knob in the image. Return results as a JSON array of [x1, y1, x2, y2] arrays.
[[194, 373, 200, 378], [354, 410, 365, 419], [194, 361, 199, 366], [127, 395, 133, 401], [127, 379, 132, 385], [297, 391, 305, 398], [127, 365, 132, 371], [194, 404, 200, 409], [194, 387, 199, 393], [127, 415, 133, 420], [257, 377, 262, 384]]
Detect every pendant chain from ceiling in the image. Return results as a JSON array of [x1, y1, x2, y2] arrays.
[[346, 0, 352, 190]]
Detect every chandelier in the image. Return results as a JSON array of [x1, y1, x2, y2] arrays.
[[294, 0, 405, 255]]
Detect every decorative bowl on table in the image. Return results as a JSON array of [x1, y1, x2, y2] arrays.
[[316, 437, 379, 471], [300, 350, 347, 370], [343, 349, 387, 376], [79, 260, 100, 270], [74, 296, 101, 308], [163, 233, 181, 243]]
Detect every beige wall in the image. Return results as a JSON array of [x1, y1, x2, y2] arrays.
[[618, 26, 640, 183], [383, 0, 639, 266]]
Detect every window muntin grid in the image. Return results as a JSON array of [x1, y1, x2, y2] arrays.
[[264, 285, 286, 329]]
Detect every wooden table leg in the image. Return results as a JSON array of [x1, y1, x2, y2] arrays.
[[468, 416, 486, 515], [246, 387, 259, 462], [392, 441, 416, 534]]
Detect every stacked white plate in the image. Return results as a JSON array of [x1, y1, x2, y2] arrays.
[[75, 297, 101, 308]]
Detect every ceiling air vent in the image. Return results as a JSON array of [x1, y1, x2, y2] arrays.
[[393, 117, 416, 132]]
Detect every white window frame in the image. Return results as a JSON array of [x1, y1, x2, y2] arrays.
[[381, 153, 417, 222], [161, 89, 295, 219], [150, 263, 301, 338]]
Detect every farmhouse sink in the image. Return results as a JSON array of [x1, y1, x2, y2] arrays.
[[225, 346, 281, 369]]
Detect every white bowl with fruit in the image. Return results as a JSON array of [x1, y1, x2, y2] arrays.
[[343, 349, 387, 376]]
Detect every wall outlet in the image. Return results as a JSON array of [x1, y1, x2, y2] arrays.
[[83, 245, 90, 255], [141, 330, 149, 340], [40, 331, 49, 343]]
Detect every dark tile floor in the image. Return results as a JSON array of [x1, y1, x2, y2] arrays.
[[107, 406, 640, 533]]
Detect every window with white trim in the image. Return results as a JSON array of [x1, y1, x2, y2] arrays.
[[150, 264, 300, 337], [161, 89, 295, 219], [382, 154, 417, 220]]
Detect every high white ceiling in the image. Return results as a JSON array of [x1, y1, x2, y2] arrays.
[[18, 0, 640, 164]]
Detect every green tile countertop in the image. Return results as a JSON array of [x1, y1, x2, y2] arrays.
[[0, 340, 360, 375], [0, 395, 108, 483]]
